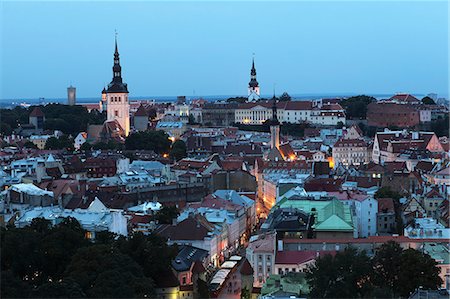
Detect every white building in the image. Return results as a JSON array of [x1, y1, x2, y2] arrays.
[[15, 206, 128, 238], [332, 138, 370, 167], [246, 231, 276, 287], [328, 191, 378, 238], [234, 100, 346, 126], [404, 217, 450, 239], [74, 132, 88, 150]]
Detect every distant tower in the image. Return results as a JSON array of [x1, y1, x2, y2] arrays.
[[270, 97, 280, 150], [29, 107, 45, 130], [101, 87, 107, 112], [67, 86, 76, 106], [104, 34, 130, 136], [248, 57, 260, 102], [134, 104, 148, 131], [267, 96, 283, 162]]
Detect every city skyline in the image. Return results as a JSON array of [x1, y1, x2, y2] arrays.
[[1, 1, 448, 100]]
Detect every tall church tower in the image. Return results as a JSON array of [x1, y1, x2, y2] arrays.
[[267, 96, 283, 162], [104, 35, 130, 136], [248, 58, 260, 102]]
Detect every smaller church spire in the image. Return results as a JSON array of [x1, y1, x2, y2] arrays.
[[114, 30, 118, 54]]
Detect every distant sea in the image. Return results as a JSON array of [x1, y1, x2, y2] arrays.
[[0, 93, 432, 108]]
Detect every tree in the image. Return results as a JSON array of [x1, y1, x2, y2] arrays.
[[79, 142, 92, 151], [117, 233, 177, 282], [240, 286, 251, 299], [154, 206, 180, 224], [430, 114, 449, 137], [227, 97, 248, 103], [306, 247, 372, 298], [32, 279, 86, 298], [1, 270, 32, 298], [279, 92, 292, 102], [125, 130, 171, 153], [422, 96, 436, 105], [44, 135, 74, 150], [65, 245, 155, 298], [372, 241, 403, 294], [188, 114, 197, 125], [23, 141, 38, 149], [396, 249, 442, 297], [340, 95, 376, 119], [170, 140, 187, 161], [336, 121, 344, 129]]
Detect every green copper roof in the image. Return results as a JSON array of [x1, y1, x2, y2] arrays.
[[261, 273, 310, 296], [274, 198, 354, 232]]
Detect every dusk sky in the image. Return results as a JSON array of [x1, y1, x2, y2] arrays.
[[1, 1, 448, 100]]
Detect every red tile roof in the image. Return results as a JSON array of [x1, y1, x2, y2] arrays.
[[134, 104, 148, 117], [155, 215, 215, 241], [334, 138, 367, 147], [239, 258, 254, 275], [390, 93, 420, 103], [29, 107, 44, 117], [275, 250, 336, 264], [377, 198, 395, 213], [283, 235, 449, 244]]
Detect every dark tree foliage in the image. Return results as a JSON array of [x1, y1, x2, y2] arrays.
[[1, 218, 174, 298], [340, 95, 376, 119], [42, 104, 105, 136], [32, 279, 86, 298], [227, 96, 248, 103], [1, 122, 13, 136], [357, 122, 378, 138], [279, 92, 292, 102], [148, 108, 157, 120], [80, 142, 92, 151], [65, 245, 154, 298], [234, 121, 309, 138], [372, 241, 403, 294], [0, 106, 29, 135], [154, 206, 180, 224], [170, 139, 187, 161], [397, 249, 442, 297], [307, 243, 443, 299], [117, 232, 178, 281], [92, 140, 123, 150], [125, 130, 171, 153], [306, 247, 373, 298], [45, 135, 74, 150], [422, 96, 436, 105], [430, 114, 449, 137], [23, 141, 38, 149]]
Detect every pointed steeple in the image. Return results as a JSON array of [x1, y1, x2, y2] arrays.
[[271, 95, 280, 125], [105, 32, 128, 94], [249, 56, 259, 88]]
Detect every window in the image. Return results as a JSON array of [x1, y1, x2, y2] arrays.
[[115, 110, 119, 117], [182, 276, 186, 285]]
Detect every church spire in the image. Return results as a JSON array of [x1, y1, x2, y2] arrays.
[[105, 32, 128, 94], [249, 57, 258, 88], [247, 55, 260, 101], [112, 32, 122, 83]]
